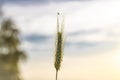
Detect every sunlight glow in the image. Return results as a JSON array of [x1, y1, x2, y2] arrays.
[[114, 53, 120, 67]]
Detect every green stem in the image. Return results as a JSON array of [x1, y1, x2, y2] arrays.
[[56, 70, 58, 80]]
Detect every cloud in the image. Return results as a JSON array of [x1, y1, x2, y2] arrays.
[[21, 34, 51, 43], [3, 0, 120, 36], [2, 0, 120, 57], [68, 29, 100, 36], [0, 0, 91, 4]]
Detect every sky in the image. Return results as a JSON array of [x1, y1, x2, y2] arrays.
[[1, 0, 120, 80]]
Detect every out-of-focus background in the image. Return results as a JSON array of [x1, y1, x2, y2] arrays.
[[0, 0, 120, 80]]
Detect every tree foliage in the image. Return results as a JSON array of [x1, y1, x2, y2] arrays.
[[0, 15, 27, 80]]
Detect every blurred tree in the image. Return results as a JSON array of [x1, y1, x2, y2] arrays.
[[0, 5, 27, 80]]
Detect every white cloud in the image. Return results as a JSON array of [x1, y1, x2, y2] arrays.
[[2, 1, 120, 34], [2, 1, 120, 45], [2, 1, 120, 57]]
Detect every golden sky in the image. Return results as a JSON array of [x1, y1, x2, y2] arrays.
[[21, 44, 120, 80]]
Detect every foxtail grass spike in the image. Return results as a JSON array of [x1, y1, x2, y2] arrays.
[[54, 12, 65, 80]]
